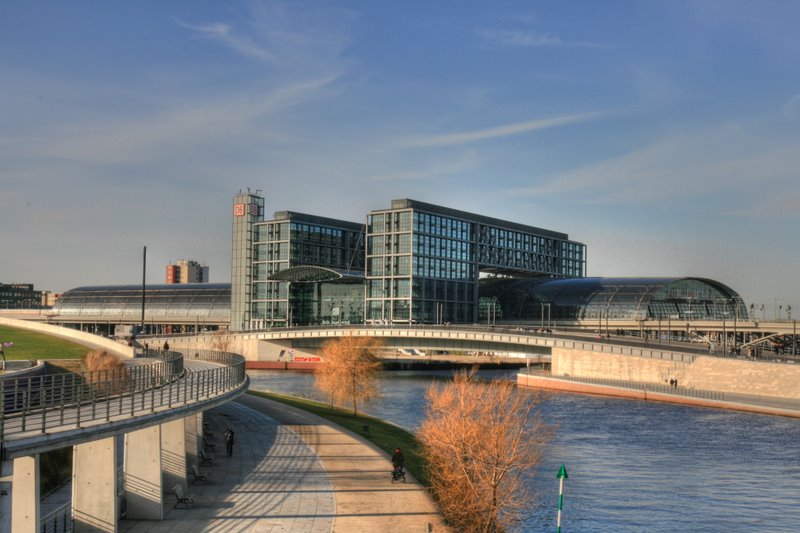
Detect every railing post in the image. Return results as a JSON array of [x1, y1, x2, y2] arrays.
[[21, 378, 29, 432], [130, 370, 135, 417], [91, 373, 97, 420], [76, 376, 83, 428], [41, 387, 47, 434], [59, 373, 66, 424], [0, 380, 4, 442]]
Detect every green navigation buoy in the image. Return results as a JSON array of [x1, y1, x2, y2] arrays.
[[556, 464, 568, 532]]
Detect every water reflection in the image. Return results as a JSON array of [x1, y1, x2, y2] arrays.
[[248, 369, 800, 532]]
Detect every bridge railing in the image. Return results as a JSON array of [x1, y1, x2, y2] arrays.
[[0, 349, 246, 445], [40, 502, 71, 533], [527, 370, 726, 401]]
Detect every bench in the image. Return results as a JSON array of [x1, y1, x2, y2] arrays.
[[203, 436, 216, 451], [199, 448, 215, 465], [191, 463, 208, 485], [173, 484, 193, 508]]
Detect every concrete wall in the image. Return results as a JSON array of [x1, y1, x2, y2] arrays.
[[552, 348, 800, 400], [552, 347, 687, 384], [0, 317, 133, 358], [158, 334, 319, 362]]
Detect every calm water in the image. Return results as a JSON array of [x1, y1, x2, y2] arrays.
[[248, 369, 800, 532]]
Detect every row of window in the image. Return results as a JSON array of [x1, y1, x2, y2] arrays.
[[413, 212, 473, 241], [255, 222, 289, 242], [367, 256, 412, 277], [367, 233, 412, 255], [368, 210, 413, 233], [366, 279, 476, 303]]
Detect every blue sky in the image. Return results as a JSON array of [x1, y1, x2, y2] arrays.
[[1, 1, 799, 316]]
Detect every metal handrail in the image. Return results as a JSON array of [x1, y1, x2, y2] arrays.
[[40, 502, 71, 533], [527, 369, 726, 401], [0, 350, 246, 444]]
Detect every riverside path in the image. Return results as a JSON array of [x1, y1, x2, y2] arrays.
[[118, 393, 448, 532]]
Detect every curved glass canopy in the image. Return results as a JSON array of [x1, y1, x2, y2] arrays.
[[479, 277, 748, 321], [268, 266, 364, 284]]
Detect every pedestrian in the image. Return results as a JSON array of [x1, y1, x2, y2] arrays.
[[163, 340, 170, 351], [224, 426, 235, 457], [391, 447, 405, 476]]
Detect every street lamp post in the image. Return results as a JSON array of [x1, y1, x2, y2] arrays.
[[540, 303, 552, 331]]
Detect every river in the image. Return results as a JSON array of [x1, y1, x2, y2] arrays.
[[247, 369, 800, 532]]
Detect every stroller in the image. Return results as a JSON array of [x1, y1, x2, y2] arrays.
[[391, 465, 406, 483]]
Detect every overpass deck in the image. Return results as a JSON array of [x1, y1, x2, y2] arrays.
[[1, 351, 247, 459]]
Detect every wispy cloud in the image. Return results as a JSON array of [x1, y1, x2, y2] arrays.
[[400, 111, 607, 147], [477, 27, 603, 49], [782, 93, 800, 117], [177, 21, 277, 62], [177, 1, 353, 69], [518, 122, 800, 217], [479, 28, 563, 47], [5, 76, 340, 165]]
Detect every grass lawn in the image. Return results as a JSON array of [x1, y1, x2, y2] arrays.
[[0, 325, 91, 361], [247, 390, 429, 486]]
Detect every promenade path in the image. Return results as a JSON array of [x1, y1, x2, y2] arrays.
[[119, 394, 447, 532]]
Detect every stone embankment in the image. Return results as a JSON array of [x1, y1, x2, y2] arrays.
[[520, 347, 800, 418]]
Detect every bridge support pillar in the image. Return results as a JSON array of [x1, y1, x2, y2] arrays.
[[185, 412, 201, 469], [73, 436, 118, 532], [1, 454, 41, 533], [161, 418, 187, 494], [124, 426, 163, 520]]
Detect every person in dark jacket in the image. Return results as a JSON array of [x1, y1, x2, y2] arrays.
[[391, 447, 405, 480], [224, 427, 236, 457]]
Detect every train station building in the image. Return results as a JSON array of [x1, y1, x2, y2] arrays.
[[48, 191, 749, 333]]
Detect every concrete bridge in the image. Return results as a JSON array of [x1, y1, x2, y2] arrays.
[[162, 324, 800, 402], [0, 347, 247, 532], [161, 324, 708, 364]]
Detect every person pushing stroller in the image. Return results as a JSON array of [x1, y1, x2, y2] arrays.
[[391, 448, 406, 483]]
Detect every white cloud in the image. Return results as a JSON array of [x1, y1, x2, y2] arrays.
[[5, 76, 340, 165], [478, 28, 563, 48], [177, 1, 353, 69], [519, 123, 800, 215], [400, 111, 607, 147], [782, 93, 800, 117], [477, 27, 604, 49], [177, 21, 277, 62]]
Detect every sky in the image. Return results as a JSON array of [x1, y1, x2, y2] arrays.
[[1, 1, 799, 316]]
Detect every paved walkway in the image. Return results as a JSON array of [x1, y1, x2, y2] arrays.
[[120, 394, 447, 532]]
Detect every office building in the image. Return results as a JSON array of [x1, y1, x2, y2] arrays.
[[166, 259, 210, 284], [0, 283, 45, 309], [250, 211, 365, 329], [365, 199, 586, 324]]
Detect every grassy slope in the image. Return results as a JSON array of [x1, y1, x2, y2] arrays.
[[247, 390, 429, 486], [0, 325, 90, 360]]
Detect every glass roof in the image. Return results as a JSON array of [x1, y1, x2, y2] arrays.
[[268, 266, 364, 284]]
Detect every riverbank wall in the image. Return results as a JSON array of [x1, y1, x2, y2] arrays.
[[551, 347, 800, 400], [517, 373, 800, 419]]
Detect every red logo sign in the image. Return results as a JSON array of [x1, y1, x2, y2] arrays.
[[233, 204, 245, 216]]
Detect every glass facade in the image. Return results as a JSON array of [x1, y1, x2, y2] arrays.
[[366, 199, 586, 324], [53, 284, 231, 324], [250, 211, 364, 328], [480, 277, 749, 322]]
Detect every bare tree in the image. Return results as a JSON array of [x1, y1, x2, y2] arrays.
[[210, 330, 232, 352], [314, 336, 383, 415], [417, 370, 553, 533]]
